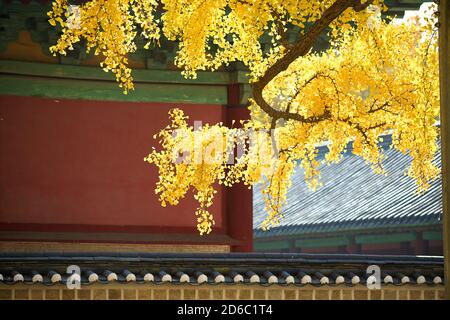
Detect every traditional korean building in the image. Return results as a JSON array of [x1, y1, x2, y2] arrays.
[[0, 0, 444, 300], [0, 0, 254, 254], [254, 134, 443, 255]]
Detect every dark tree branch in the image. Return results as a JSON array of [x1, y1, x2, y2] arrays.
[[275, 19, 293, 50], [353, 0, 374, 11], [339, 116, 386, 145], [252, 0, 374, 124], [285, 72, 322, 113]]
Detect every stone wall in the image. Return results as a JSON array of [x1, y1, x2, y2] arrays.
[[0, 284, 444, 300], [0, 241, 230, 253]]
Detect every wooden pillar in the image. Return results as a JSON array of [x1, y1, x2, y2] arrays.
[[414, 231, 429, 255], [288, 239, 297, 253], [226, 180, 253, 252], [338, 245, 347, 254], [347, 235, 361, 254], [400, 241, 412, 255], [225, 85, 253, 252], [439, 0, 450, 300]]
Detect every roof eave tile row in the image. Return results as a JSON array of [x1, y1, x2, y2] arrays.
[[0, 253, 444, 287], [0, 270, 444, 287]]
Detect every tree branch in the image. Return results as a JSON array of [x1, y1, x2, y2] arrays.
[[252, 0, 374, 124]]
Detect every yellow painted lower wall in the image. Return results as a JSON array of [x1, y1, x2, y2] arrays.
[[0, 284, 444, 300], [0, 241, 230, 253]]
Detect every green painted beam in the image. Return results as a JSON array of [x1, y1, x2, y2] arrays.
[[355, 232, 416, 245], [423, 230, 443, 241], [0, 60, 250, 85], [0, 74, 228, 104], [295, 237, 349, 248], [254, 240, 291, 251]]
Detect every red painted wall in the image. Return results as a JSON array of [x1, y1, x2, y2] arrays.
[[0, 95, 228, 233]]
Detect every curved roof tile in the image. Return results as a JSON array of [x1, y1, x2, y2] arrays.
[[254, 135, 442, 237]]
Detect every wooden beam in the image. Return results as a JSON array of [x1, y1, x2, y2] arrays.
[[422, 230, 443, 241], [0, 231, 241, 245], [439, 0, 450, 300], [295, 236, 350, 248], [0, 74, 228, 104], [0, 60, 250, 85], [254, 240, 291, 251], [355, 232, 416, 245]]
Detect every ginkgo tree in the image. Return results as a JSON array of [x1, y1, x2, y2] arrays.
[[48, 0, 440, 235]]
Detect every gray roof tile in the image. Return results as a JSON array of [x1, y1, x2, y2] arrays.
[[0, 253, 443, 287], [253, 135, 442, 237]]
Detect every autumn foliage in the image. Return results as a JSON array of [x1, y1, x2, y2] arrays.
[[49, 0, 440, 235]]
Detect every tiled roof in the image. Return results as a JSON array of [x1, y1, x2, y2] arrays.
[[384, 0, 424, 17], [253, 134, 442, 238], [0, 253, 444, 287]]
